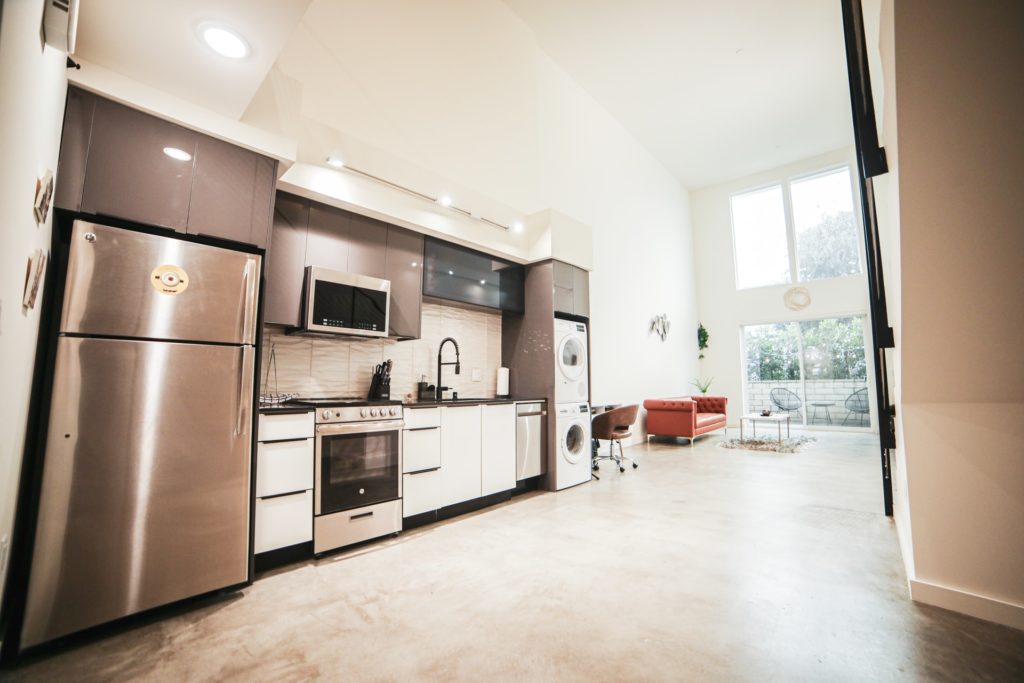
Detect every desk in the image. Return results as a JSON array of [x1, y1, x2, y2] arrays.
[[739, 413, 791, 445]]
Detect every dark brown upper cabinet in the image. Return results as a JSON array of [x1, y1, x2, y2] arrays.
[[188, 136, 276, 249], [385, 227, 424, 339], [263, 192, 424, 338], [81, 97, 198, 232], [348, 213, 388, 279], [57, 87, 276, 247], [305, 204, 350, 274], [265, 194, 310, 327], [552, 260, 589, 319]]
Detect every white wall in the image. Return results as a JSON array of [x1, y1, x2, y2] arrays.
[[875, 0, 1024, 630], [0, 0, 69, 623], [691, 147, 872, 426], [241, 0, 698, 431]]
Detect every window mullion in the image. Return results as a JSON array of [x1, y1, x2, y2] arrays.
[[782, 179, 799, 283]]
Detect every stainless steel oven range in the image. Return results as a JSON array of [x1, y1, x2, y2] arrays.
[[294, 399, 404, 554]]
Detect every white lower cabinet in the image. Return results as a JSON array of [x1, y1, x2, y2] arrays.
[[403, 427, 441, 473], [255, 411, 315, 554], [440, 405, 482, 507], [403, 469, 441, 517], [255, 491, 313, 553], [481, 403, 516, 496]]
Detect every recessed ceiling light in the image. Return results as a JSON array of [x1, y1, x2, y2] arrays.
[[410, 261, 418, 268], [438, 195, 452, 207], [448, 270, 454, 276], [163, 147, 192, 162], [479, 280, 486, 285], [512, 221, 524, 233], [200, 23, 250, 60], [326, 157, 344, 169]]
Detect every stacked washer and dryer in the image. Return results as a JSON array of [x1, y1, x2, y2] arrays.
[[553, 318, 592, 490]]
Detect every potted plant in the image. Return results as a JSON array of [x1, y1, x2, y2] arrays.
[[691, 377, 713, 395], [697, 323, 709, 359]]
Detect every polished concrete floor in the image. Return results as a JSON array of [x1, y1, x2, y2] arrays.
[[6, 431, 1024, 681]]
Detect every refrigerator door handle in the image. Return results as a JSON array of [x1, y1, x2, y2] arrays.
[[237, 346, 254, 436], [239, 257, 259, 345]]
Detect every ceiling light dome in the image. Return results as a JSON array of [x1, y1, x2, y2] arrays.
[[199, 23, 250, 59]]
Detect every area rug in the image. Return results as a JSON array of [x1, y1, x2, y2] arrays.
[[717, 435, 816, 453]]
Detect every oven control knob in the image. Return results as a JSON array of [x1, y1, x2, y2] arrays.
[[322, 410, 332, 420], [389, 408, 397, 416], [370, 408, 379, 417], [360, 408, 368, 417]]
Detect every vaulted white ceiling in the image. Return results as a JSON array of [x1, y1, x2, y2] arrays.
[[501, 0, 855, 188], [73, 0, 855, 191]]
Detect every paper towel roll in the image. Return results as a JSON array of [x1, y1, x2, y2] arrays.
[[496, 367, 510, 397]]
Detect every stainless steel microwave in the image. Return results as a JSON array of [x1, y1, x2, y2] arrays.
[[302, 266, 391, 337]]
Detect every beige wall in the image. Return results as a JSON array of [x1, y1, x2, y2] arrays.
[[0, 0, 69, 622], [879, 0, 1024, 629], [691, 147, 873, 427]]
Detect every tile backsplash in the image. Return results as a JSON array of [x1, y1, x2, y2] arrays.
[[260, 302, 502, 401]]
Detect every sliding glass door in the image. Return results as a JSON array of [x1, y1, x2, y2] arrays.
[[742, 316, 872, 429]]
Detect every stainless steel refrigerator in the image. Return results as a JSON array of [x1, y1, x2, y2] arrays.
[[21, 220, 260, 649]]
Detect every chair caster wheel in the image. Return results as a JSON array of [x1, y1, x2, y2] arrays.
[[632, 463, 638, 469], [619, 467, 625, 473]]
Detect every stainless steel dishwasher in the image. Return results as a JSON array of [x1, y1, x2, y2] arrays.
[[516, 402, 546, 480]]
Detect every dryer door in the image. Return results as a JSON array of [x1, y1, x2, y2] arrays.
[[557, 334, 587, 382]]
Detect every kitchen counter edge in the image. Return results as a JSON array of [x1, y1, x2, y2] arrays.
[[403, 397, 546, 408]]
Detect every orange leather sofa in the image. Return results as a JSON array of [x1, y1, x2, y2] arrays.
[[643, 396, 728, 443]]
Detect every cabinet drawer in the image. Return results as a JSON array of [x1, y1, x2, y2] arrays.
[[255, 491, 312, 554], [404, 407, 441, 429], [258, 411, 314, 441], [403, 470, 441, 517], [256, 439, 314, 497], [403, 428, 441, 473]]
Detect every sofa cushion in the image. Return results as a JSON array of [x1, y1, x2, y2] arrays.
[[696, 413, 726, 428]]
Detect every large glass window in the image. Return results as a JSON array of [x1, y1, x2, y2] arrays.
[[743, 316, 871, 428], [731, 166, 862, 289], [730, 186, 790, 289], [791, 168, 861, 281]]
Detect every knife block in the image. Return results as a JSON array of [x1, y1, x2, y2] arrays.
[[367, 377, 390, 401]]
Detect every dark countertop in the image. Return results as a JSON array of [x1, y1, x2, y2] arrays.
[[258, 405, 314, 415], [403, 397, 546, 408]]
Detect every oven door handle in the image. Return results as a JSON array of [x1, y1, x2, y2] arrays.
[[316, 420, 405, 436]]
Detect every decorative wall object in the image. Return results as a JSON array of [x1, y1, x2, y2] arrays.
[[34, 170, 53, 224], [22, 249, 47, 310], [697, 322, 709, 359], [651, 314, 670, 341], [783, 286, 812, 311]]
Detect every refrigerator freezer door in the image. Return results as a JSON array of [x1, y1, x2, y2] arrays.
[[61, 220, 260, 344], [21, 337, 254, 649]]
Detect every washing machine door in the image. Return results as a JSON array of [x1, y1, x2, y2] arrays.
[[557, 334, 587, 382], [562, 420, 588, 464]]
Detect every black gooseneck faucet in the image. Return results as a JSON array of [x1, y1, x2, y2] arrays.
[[436, 337, 461, 401]]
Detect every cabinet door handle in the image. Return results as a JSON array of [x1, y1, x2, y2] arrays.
[[407, 467, 440, 475], [350, 511, 374, 521], [517, 411, 546, 417], [260, 490, 308, 500], [406, 426, 439, 432]]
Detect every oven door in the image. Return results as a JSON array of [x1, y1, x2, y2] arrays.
[[315, 420, 402, 515]]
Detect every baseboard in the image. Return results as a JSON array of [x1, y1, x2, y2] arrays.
[[910, 579, 1024, 631]]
